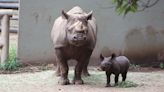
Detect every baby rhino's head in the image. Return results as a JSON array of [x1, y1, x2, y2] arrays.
[[98, 54, 112, 71]]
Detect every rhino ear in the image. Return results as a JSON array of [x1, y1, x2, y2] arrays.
[[111, 53, 116, 59], [62, 10, 69, 19], [100, 54, 104, 61], [86, 11, 93, 20]]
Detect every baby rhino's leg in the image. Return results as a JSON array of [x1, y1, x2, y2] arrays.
[[114, 74, 119, 85], [121, 72, 127, 81], [106, 72, 111, 87]]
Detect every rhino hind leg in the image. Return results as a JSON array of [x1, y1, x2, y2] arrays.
[[82, 59, 90, 76], [114, 74, 119, 86], [55, 63, 61, 76], [121, 72, 127, 81]]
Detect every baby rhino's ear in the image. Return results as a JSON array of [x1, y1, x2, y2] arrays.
[[100, 54, 104, 61]]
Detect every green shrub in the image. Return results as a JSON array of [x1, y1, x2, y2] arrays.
[[0, 45, 21, 71], [112, 0, 138, 16]]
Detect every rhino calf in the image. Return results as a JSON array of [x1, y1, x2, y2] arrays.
[[99, 53, 130, 87]]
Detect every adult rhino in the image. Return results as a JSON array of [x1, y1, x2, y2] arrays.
[[51, 6, 97, 85]]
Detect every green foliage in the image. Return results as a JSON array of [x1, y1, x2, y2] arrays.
[[159, 63, 164, 69], [115, 81, 138, 88], [112, 0, 138, 16], [0, 46, 21, 71]]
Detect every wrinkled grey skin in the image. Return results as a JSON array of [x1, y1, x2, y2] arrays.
[[51, 6, 97, 85], [99, 54, 130, 87]]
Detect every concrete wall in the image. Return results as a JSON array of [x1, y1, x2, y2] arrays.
[[18, 0, 164, 66]]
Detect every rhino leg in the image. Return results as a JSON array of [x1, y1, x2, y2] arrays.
[[57, 60, 69, 85], [72, 61, 84, 85], [82, 50, 93, 76], [55, 49, 70, 85], [82, 56, 91, 76], [73, 50, 92, 84], [105, 72, 111, 87], [114, 74, 119, 86], [122, 72, 127, 81], [55, 63, 61, 76]]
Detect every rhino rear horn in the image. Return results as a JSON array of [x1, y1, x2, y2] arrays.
[[62, 10, 69, 19], [86, 11, 93, 20]]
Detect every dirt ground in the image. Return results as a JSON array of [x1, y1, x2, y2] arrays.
[[0, 66, 164, 92]]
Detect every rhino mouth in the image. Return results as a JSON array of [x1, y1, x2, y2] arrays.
[[71, 40, 87, 47], [70, 35, 87, 46], [99, 66, 111, 71]]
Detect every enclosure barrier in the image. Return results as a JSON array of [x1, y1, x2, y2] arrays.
[[0, 9, 13, 66], [0, 0, 19, 33]]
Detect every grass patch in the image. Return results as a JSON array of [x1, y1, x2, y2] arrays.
[[0, 45, 21, 71], [83, 73, 105, 85], [115, 81, 138, 88]]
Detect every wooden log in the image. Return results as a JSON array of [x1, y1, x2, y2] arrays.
[[0, 9, 14, 15], [0, 15, 10, 65]]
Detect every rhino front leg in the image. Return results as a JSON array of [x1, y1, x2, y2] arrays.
[[55, 49, 70, 85], [55, 62, 61, 76], [82, 57, 90, 76], [58, 63, 69, 85], [82, 50, 92, 76], [105, 72, 111, 87], [72, 61, 84, 85], [73, 51, 92, 84]]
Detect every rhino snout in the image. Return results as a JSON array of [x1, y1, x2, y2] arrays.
[[100, 61, 112, 71], [73, 35, 87, 41]]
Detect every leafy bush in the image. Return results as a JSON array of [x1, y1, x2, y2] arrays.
[[112, 0, 138, 16], [0, 45, 21, 71], [112, 0, 160, 16]]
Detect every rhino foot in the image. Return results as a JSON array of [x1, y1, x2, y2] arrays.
[[58, 77, 70, 85], [105, 84, 111, 87], [82, 71, 90, 77], [72, 79, 84, 85]]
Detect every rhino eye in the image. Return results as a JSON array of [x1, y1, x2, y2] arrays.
[[67, 28, 72, 32], [67, 29, 72, 32]]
